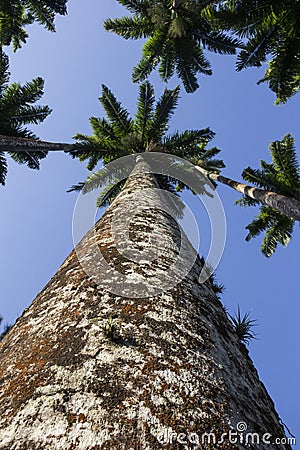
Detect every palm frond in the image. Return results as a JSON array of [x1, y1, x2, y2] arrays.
[[0, 322, 12, 341], [10, 105, 51, 125], [260, 212, 294, 257], [116, 0, 151, 15], [235, 196, 260, 207], [158, 40, 176, 81], [148, 85, 180, 141], [229, 305, 257, 345], [25, 1, 56, 31], [134, 81, 155, 143], [236, 24, 277, 70], [81, 164, 132, 195], [100, 85, 133, 135], [104, 16, 151, 39], [0, 0, 67, 49], [245, 206, 294, 257], [174, 38, 212, 92], [0, 52, 10, 94], [0, 68, 50, 183], [132, 30, 166, 83], [258, 36, 300, 104], [9, 150, 47, 169], [199, 28, 241, 55], [163, 129, 214, 158], [269, 135, 300, 189], [0, 152, 8, 185], [67, 181, 85, 193]]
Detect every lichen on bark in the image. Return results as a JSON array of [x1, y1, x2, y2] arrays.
[[0, 160, 291, 449]]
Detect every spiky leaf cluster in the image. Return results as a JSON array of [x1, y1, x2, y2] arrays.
[[213, 0, 300, 103], [229, 305, 257, 345], [0, 52, 51, 185], [236, 134, 300, 256], [0, 0, 68, 50], [70, 82, 223, 207], [0, 315, 12, 342], [104, 0, 240, 92]]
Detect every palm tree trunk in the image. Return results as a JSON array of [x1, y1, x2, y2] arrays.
[[198, 167, 300, 221], [172, 0, 183, 8], [0, 157, 291, 449], [0, 134, 73, 152]]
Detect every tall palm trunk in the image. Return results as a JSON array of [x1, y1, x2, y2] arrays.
[[0, 158, 291, 449], [0, 134, 73, 152], [199, 168, 300, 221]]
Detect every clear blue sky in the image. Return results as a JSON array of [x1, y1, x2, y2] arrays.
[[0, 0, 299, 444]]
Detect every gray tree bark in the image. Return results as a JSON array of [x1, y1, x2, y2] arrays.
[[0, 134, 73, 152], [0, 159, 291, 449], [198, 168, 300, 222]]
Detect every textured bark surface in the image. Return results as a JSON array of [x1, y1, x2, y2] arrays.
[[0, 160, 291, 449], [0, 134, 73, 152], [209, 172, 300, 221]]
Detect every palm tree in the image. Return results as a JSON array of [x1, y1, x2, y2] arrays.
[[69, 81, 223, 204], [212, 0, 300, 103], [0, 315, 11, 342], [0, 83, 291, 447], [198, 134, 300, 256], [0, 0, 68, 50], [0, 51, 72, 184], [104, 0, 240, 92]]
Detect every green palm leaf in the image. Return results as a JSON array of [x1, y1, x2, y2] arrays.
[[100, 85, 133, 136], [132, 30, 167, 83], [148, 85, 180, 142], [71, 82, 217, 206], [216, 0, 300, 103], [269, 135, 300, 190], [237, 134, 300, 256], [104, 16, 151, 39], [9, 150, 47, 169], [0, 53, 51, 184], [158, 40, 176, 81], [116, 0, 151, 15], [259, 37, 300, 104], [163, 129, 214, 158], [106, 0, 240, 92], [174, 38, 212, 92], [246, 206, 294, 257], [0, 0, 67, 49], [0, 152, 8, 185]]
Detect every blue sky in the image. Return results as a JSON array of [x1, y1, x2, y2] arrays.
[[0, 0, 299, 444]]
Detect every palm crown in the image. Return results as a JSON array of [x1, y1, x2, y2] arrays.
[[0, 52, 51, 185], [70, 81, 224, 207], [104, 0, 240, 92], [213, 0, 300, 103], [237, 134, 300, 256], [0, 0, 68, 50]]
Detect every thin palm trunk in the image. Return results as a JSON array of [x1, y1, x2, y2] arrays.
[[197, 167, 300, 221], [0, 134, 73, 152], [0, 158, 290, 449]]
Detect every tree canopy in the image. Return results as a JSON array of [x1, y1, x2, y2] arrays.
[[0, 51, 51, 185], [69, 81, 224, 206], [236, 134, 300, 256], [104, 0, 240, 92], [0, 0, 68, 50], [213, 0, 300, 103]]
